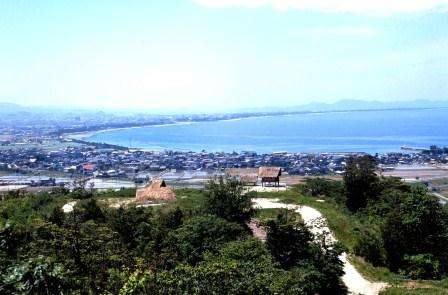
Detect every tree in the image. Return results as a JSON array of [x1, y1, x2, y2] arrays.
[[266, 211, 347, 295], [353, 222, 387, 266], [48, 206, 65, 226], [1, 256, 72, 295], [106, 206, 153, 253], [164, 215, 246, 265], [266, 211, 313, 269], [298, 177, 346, 204], [78, 198, 104, 222], [202, 176, 255, 224], [343, 155, 379, 211], [382, 188, 448, 275], [120, 239, 291, 295], [158, 206, 183, 230], [69, 180, 93, 200]]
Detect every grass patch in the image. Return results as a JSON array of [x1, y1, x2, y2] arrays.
[[94, 187, 136, 198], [255, 208, 282, 222], [255, 208, 303, 225], [431, 178, 448, 186], [257, 189, 357, 251], [349, 255, 402, 283], [381, 278, 448, 295], [0, 192, 70, 225], [173, 188, 205, 212]]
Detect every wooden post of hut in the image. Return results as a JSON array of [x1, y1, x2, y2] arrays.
[[258, 167, 282, 187]]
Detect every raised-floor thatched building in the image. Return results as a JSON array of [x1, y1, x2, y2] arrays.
[[135, 179, 176, 204], [258, 167, 282, 187]]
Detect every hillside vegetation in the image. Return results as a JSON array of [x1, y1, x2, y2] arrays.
[[1, 156, 448, 294], [0, 177, 346, 294]]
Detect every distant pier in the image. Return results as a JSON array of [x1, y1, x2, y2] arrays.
[[400, 145, 429, 152]]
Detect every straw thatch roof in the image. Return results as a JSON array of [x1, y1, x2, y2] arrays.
[[135, 179, 176, 204], [227, 168, 259, 177], [258, 167, 282, 178]]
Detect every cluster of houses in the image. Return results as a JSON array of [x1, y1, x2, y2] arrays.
[[1, 144, 448, 185]]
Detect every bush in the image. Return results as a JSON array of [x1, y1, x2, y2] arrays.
[[401, 254, 441, 280], [353, 224, 387, 266], [164, 215, 247, 265], [202, 176, 255, 224], [298, 178, 346, 204]]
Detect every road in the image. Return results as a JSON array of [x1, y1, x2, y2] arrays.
[[432, 192, 448, 204]]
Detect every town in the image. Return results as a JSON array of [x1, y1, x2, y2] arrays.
[[1, 137, 448, 188]]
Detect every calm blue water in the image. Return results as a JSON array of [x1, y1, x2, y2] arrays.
[[85, 109, 448, 154]]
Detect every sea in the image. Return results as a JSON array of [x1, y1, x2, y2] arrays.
[[82, 108, 448, 154]]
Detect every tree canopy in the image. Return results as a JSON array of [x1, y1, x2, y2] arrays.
[[202, 175, 255, 224]]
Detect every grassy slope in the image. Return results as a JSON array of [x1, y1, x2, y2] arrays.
[[256, 188, 448, 294], [257, 189, 357, 251]]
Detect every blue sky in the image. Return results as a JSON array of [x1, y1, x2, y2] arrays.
[[0, 0, 447, 111]]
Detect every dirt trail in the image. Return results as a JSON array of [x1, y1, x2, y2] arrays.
[[252, 198, 388, 295]]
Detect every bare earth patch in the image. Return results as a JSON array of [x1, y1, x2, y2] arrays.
[[246, 186, 287, 193], [247, 218, 267, 241]]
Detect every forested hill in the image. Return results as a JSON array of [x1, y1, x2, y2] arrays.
[[1, 156, 448, 294]]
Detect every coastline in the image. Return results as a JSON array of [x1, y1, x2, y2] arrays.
[[64, 121, 198, 140], [61, 107, 448, 154], [63, 106, 448, 141], [63, 113, 281, 141]]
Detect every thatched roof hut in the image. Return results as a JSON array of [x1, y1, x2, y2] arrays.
[[258, 167, 282, 187], [135, 179, 176, 204]]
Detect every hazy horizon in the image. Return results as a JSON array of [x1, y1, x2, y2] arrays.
[[2, 98, 448, 115], [1, 1, 447, 112]]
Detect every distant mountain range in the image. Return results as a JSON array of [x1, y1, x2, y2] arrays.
[[237, 99, 448, 113], [1, 99, 448, 115]]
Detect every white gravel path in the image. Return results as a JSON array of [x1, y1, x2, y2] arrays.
[[252, 198, 388, 295], [62, 201, 77, 213]]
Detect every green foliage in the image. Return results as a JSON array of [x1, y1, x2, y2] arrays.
[[298, 177, 346, 204], [164, 214, 247, 265], [157, 205, 184, 230], [381, 278, 448, 295], [106, 205, 155, 255], [95, 187, 136, 198], [381, 188, 448, 275], [120, 239, 280, 295], [266, 211, 313, 269], [1, 255, 72, 295], [401, 254, 441, 280], [266, 211, 347, 294], [77, 198, 105, 222], [120, 237, 347, 295], [263, 176, 448, 283], [353, 221, 387, 266], [120, 261, 282, 295], [0, 192, 68, 225], [69, 182, 93, 200], [202, 176, 255, 223], [49, 206, 65, 226], [344, 155, 379, 211], [207, 238, 273, 265]]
